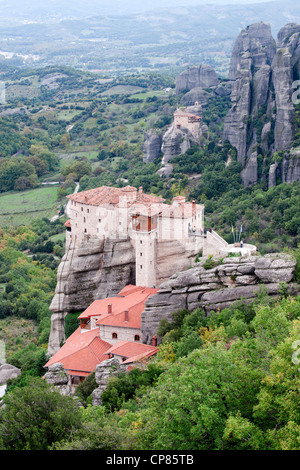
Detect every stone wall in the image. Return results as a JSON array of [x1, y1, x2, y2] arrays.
[[141, 252, 299, 344]]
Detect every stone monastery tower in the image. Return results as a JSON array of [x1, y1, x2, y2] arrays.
[[65, 185, 205, 288], [49, 185, 229, 355]]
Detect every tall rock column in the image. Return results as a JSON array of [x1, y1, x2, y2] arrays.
[[272, 24, 300, 153], [223, 22, 276, 186], [48, 236, 136, 356]]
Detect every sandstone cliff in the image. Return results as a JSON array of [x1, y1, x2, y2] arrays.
[[223, 22, 276, 186], [141, 253, 299, 344], [175, 64, 219, 95], [48, 233, 204, 355], [142, 129, 162, 163], [48, 236, 136, 355]]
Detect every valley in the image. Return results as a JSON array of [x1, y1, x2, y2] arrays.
[[0, 0, 299, 453]]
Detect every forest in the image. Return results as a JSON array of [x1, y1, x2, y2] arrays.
[[0, 288, 299, 450]]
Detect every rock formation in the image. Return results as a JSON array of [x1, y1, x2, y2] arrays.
[[48, 236, 136, 355], [142, 129, 162, 163], [223, 22, 276, 186], [272, 24, 300, 153], [159, 106, 208, 174], [160, 125, 196, 166], [44, 362, 72, 396], [281, 150, 300, 183], [175, 64, 219, 95], [141, 252, 299, 344], [0, 363, 21, 384], [223, 22, 300, 188], [92, 358, 125, 406]]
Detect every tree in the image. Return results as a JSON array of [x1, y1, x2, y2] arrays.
[[132, 343, 260, 450], [0, 377, 82, 450]]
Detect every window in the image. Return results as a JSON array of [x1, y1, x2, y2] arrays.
[[134, 335, 140, 341], [112, 332, 118, 339], [81, 207, 83, 212], [140, 252, 143, 256], [140, 240, 142, 244], [84, 217, 86, 223], [140, 265, 143, 269], [87, 208, 90, 213]]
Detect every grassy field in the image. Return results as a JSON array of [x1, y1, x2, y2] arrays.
[[0, 186, 59, 227], [101, 85, 145, 96]]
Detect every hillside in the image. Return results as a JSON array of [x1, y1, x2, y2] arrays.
[[0, 1, 299, 74], [0, 8, 299, 453]]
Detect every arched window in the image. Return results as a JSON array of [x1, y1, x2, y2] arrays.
[[134, 335, 140, 342], [112, 332, 118, 339]]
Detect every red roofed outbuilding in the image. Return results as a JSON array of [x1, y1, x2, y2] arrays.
[[44, 285, 158, 386]]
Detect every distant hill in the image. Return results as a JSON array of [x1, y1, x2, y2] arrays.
[[0, 1, 286, 21], [0, 1, 300, 74]]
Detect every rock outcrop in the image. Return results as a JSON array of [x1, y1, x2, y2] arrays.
[[272, 24, 300, 153], [180, 87, 210, 107], [268, 148, 300, 186], [223, 22, 276, 180], [175, 64, 219, 95], [160, 125, 196, 166], [92, 358, 125, 406], [282, 151, 300, 183], [141, 253, 299, 344], [142, 129, 162, 163], [0, 363, 21, 384], [48, 236, 136, 355], [223, 21, 300, 188], [44, 362, 72, 396]]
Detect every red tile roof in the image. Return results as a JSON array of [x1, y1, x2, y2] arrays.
[[44, 286, 159, 376], [44, 327, 112, 374], [67, 185, 164, 207], [79, 286, 157, 331], [104, 340, 158, 362]]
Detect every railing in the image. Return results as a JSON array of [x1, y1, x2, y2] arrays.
[[188, 227, 205, 238]]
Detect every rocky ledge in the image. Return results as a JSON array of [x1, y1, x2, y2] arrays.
[[141, 253, 299, 344]]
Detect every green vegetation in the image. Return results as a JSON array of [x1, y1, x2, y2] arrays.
[[0, 64, 299, 451], [1, 292, 299, 450], [0, 218, 65, 371]]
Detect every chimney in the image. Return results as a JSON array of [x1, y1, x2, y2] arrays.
[[139, 186, 143, 194], [124, 309, 129, 322], [192, 200, 196, 217], [108, 304, 112, 314], [151, 335, 157, 347]]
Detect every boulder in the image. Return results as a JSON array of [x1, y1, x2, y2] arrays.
[[92, 358, 123, 406], [44, 362, 72, 395], [0, 363, 21, 384], [255, 253, 296, 283]]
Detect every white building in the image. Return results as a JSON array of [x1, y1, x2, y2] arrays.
[[65, 185, 206, 288]]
